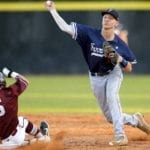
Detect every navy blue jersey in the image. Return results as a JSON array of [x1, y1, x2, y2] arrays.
[[72, 23, 137, 73]]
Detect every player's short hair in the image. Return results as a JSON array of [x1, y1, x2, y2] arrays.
[[0, 72, 6, 87], [101, 9, 119, 20]]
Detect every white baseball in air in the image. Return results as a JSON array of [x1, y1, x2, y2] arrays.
[[46, 0, 51, 5]]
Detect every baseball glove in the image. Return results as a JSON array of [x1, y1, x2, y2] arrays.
[[103, 41, 119, 65]]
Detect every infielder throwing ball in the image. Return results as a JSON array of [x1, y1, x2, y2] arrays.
[[45, 1, 150, 146], [0, 67, 50, 149]]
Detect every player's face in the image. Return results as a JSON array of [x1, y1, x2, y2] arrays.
[[102, 14, 118, 30]]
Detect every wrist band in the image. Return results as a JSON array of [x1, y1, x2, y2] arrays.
[[11, 72, 18, 78], [120, 59, 128, 68]]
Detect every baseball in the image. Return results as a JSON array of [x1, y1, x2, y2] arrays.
[[46, 0, 51, 5]]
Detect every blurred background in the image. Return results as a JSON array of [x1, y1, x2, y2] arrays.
[[0, 0, 150, 74]]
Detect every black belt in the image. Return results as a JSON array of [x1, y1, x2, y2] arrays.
[[90, 72, 109, 76]]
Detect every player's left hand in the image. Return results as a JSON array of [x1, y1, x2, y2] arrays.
[[103, 41, 119, 65]]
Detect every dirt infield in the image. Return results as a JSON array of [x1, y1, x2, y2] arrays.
[[17, 114, 150, 150]]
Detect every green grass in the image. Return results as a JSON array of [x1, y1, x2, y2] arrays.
[[12, 74, 150, 114], [120, 75, 150, 114]]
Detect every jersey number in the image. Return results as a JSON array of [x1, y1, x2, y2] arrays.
[[0, 105, 5, 116]]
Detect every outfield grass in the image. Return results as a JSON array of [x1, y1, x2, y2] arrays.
[[13, 74, 150, 114]]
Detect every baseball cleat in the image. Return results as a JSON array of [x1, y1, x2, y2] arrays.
[[134, 112, 150, 134], [39, 121, 50, 142], [109, 135, 128, 146]]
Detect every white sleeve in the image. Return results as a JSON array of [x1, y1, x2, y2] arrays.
[[50, 9, 75, 38]]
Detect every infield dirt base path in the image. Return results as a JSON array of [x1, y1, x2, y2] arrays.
[[17, 114, 150, 150]]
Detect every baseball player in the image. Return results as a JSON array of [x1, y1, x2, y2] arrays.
[[45, 1, 150, 146], [0, 67, 50, 149]]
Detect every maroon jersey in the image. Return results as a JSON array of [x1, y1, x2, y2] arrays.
[[0, 76, 28, 139]]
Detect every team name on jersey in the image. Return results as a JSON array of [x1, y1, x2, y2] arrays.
[[90, 43, 103, 57]]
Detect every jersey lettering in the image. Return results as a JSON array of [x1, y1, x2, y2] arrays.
[[90, 43, 103, 57], [0, 105, 5, 117]]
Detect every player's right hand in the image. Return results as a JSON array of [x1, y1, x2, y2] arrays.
[[45, 1, 55, 11]]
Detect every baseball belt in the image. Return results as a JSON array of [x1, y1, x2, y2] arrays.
[[90, 72, 109, 76]]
